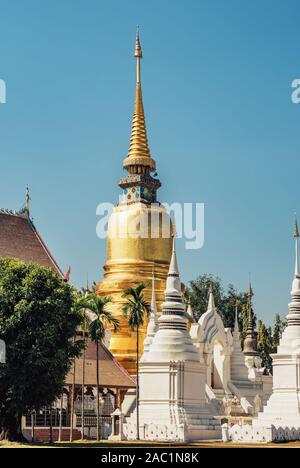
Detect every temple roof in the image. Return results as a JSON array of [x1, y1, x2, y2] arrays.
[[65, 340, 136, 388], [0, 209, 62, 275]]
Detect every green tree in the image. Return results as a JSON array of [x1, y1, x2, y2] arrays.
[[257, 320, 273, 371], [122, 284, 150, 441], [0, 258, 83, 441], [88, 294, 120, 440], [273, 314, 286, 348], [188, 274, 248, 327]]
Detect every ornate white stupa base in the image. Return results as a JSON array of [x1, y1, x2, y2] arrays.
[[124, 360, 221, 441]]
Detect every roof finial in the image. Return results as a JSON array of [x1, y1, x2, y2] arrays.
[[207, 283, 215, 311], [25, 185, 30, 212]]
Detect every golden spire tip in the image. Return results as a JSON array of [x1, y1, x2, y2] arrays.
[[247, 282, 254, 298], [294, 214, 299, 238], [135, 27, 142, 58]]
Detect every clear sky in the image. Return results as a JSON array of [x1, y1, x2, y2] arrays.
[[0, 0, 299, 325]]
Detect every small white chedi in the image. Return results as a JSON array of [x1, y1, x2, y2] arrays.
[[124, 239, 222, 441]]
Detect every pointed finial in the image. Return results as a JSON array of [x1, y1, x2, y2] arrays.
[[135, 26, 143, 58], [186, 293, 194, 321], [247, 282, 254, 299], [188, 293, 191, 305], [150, 267, 157, 315], [234, 300, 239, 330], [207, 283, 215, 311], [294, 214, 299, 238], [293, 215, 300, 277], [122, 28, 156, 172], [25, 185, 30, 212], [168, 236, 179, 276]]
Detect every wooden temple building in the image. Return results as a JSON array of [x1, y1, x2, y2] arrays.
[[0, 200, 135, 441]]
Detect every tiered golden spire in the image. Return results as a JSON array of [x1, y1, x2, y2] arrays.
[[123, 30, 156, 173]]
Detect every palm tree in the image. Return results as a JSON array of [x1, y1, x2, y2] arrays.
[[88, 294, 120, 440], [122, 284, 150, 440], [69, 293, 91, 442]]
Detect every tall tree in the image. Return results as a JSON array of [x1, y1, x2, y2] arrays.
[[122, 284, 150, 441], [0, 258, 83, 441], [257, 320, 273, 371], [88, 294, 120, 441], [188, 274, 248, 327], [273, 314, 286, 348]]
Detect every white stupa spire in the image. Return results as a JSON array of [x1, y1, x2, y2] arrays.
[[207, 283, 215, 312], [165, 237, 181, 296], [142, 270, 159, 354], [151, 269, 157, 315], [234, 301, 239, 331], [231, 300, 249, 381], [186, 295, 195, 322], [286, 218, 300, 327], [142, 237, 199, 362]]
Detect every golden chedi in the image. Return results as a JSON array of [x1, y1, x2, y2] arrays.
[[96, 32, 172, 374]]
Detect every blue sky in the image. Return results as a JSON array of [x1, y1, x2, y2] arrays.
[[0, 0, 299, 324]]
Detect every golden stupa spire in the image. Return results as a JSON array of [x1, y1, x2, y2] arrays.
[[123, 29, 156, 173], [294, 215, 299, 238], [247, 282, 254, 300]]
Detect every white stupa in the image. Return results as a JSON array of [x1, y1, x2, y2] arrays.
[[230, 303, 249, 382], [253, 219, 300, 430], [124, 239, 221, 441]]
